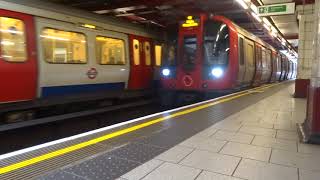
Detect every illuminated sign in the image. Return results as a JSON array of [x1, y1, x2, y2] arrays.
[[80, 23, 98, 29], [182, 16, 199, 28]]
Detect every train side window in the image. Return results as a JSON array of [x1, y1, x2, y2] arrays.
[[239, 37, 244, 65], [155, 45, 162, 66], [0, 17, 27, 62], [256, 46, 262, 67], [266, 50, 271, 70], [144, 41, 151, 66], [246, 43, 254, 67], [41, 28, 87, 64], [261, 49, 266, 68], [133, 39, 140, 65], [96, 36, 125, 65], [162, 43, 176, 65]]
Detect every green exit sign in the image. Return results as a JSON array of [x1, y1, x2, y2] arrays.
[[258, 3, 295, 16]]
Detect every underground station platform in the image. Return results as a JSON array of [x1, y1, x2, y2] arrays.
[[1, 81, 318, 180]]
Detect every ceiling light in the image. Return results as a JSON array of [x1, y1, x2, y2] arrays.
[[262, 18, 272, 27], [251, 12, 262, 22], [250, 4, 258, 13], [235, 0, 249, 9], [263, 23, 271, 31], [271, 31, 278, 37], [271, 26, 277, 33]]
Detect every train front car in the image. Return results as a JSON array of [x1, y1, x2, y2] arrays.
[[160, 14, 238, 105]]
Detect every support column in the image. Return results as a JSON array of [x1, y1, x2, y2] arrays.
[[301, 0, 320, 143], [295, 4, 315, 98]]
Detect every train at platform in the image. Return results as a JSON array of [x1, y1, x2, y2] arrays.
[[0, 0, 163, 105], [160, 14, 297, 105]]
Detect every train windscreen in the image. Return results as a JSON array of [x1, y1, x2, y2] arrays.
[[204, 21, 229, 66], [162, 42, 176, 65], [182, 36, 197, 66]]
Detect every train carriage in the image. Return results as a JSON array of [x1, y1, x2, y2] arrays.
[[160, 14, 295, 105], [0, 0, 163, 105]]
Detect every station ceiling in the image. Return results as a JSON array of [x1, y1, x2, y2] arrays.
[[48, 0, 315, 52]]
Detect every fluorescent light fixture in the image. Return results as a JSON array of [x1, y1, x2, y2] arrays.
[[262, 18, 272, 26], [235, 0, 249, 9], [216, 34, 220, 42], [263, 23, 271, 31], [115, 13, 135, 17], [251, 12, 262, 22], [271, 31, 278, 37], [271, 26, 277, 33], [250, 4, 258, 13], [1, 41, 14, 46], [220, 24, 227, 31], [40, 35, 70, 41], [0, 29, 23, 34], [81, 24, 96, 29]]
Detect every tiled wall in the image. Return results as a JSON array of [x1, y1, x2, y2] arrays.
[[311, 0, 320, 87], [297, 4, 315, 79]]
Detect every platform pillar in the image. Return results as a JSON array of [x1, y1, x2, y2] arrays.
[[302, 0, 320, 143], [295, 4, 315, 98]]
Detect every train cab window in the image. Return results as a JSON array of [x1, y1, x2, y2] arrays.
[[144, 42, 151, 66], [239, 38, 244, 65], [0, 17, 27, 62], [155, 45, 162, 66], [183, 36, 197, 65], [41, 28, 87, 64], [96, 36, 125, 65], [133, 39, 140, 65], [204, 21, 229, 65], [162, 42, 176, 65]]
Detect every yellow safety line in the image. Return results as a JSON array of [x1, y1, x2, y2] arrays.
[[0, 83, 279, 175]]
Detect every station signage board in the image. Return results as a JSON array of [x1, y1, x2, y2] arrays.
[[258, 3, 295, 16]]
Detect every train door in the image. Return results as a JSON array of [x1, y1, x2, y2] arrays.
[[269, 52, 278, 82], [237, 36, 245, 85], [153, 43, 162, 87], [252, 45, 262, 87], [264, 49, 272, 82], [128, 35, 153, 89], [242, 39, 255, 85], [0, 10, 37, 103]]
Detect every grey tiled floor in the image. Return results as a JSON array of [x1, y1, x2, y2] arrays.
[[120, 85, 320, 180]]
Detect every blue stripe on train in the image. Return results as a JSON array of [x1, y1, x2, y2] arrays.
[[41, 82, 125, 98]]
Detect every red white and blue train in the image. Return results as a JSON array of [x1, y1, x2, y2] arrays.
[[0, 1, 162, 105], [160, 14, 296, 104]]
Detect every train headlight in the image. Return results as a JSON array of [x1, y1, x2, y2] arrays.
[[211, 68, 223, 78], [162, 68, 171, 76]]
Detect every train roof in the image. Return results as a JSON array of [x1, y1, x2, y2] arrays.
[[0, 0, 160, 38], [230, 22, 277, 52]]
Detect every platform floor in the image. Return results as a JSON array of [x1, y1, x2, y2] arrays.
[[118, 84, 318, 180], [1, 82, 320, 180]]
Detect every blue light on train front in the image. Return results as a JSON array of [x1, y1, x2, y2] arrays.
[[211, 67, 223, 78], [162, 68, 171, 76]]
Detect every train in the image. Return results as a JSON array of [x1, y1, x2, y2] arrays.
[[160, 14, 297, 105], [0, 0, 163, 106]]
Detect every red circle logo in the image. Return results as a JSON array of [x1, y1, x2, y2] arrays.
[[183, 75, 193, 87], [87, 68, 98, 79]]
